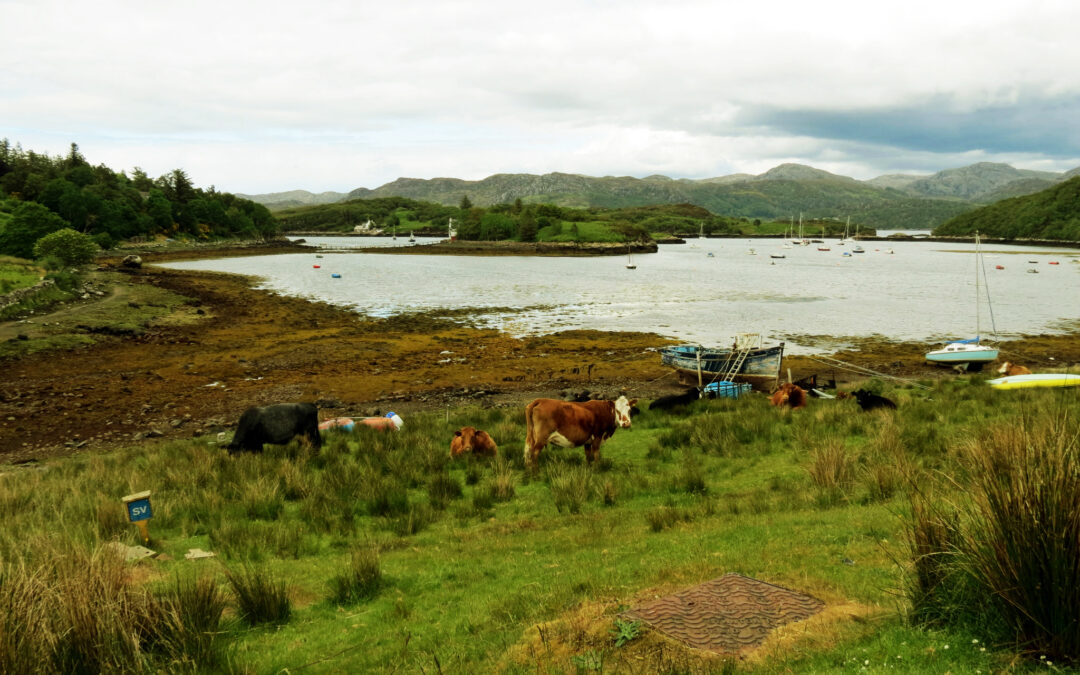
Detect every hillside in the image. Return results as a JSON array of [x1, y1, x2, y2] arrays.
[[904, 162, 1063, 201], [933, 175, 1080, 240], [340, 169, 971, 230], [235, 189, 346, 210]]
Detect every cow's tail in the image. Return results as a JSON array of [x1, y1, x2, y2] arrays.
[[523, 401, 536, 466]]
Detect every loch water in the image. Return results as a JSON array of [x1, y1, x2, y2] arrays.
[[160, 236, 1080, 354]]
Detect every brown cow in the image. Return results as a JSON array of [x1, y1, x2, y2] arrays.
[[450, 426, 498, 458], [997, 361, 1032, 376], [769, 382, 807, 409], [524, 395, 636, 467]]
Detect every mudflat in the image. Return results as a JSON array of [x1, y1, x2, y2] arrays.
[[2, 246, 1077, 462]]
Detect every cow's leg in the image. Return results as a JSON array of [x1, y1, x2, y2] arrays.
[[584, 437, 601, 464]]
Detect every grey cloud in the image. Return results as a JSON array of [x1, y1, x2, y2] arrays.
[[740, 93, 1080, 157]]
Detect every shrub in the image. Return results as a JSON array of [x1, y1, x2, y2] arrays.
[[33, 228, 99, 267], [223, 564, 291, 626], [329, 546, 383, 605]]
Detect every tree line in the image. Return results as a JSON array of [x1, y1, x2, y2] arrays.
[[0, 140, 277, 260]]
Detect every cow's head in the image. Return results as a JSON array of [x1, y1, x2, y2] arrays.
[[451, 426, 478, 457], [997, 362, 1011, 374], [613, 395, 636, 428]]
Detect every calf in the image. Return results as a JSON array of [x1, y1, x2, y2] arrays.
[[450, 426, 498, 458], [769, 382, 807, 409], [524, 395, 636, 467], [228, 402, 321, 454], [649, 387, 702, 411], [997, 361, 1032, 376], [850, 389, 897, 411]]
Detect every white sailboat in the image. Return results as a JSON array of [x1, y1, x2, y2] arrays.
[[838, 216, 851, 246], [925, 231, 1000, 368], [626, 244, 636, 269]]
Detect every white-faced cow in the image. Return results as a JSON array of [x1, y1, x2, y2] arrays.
[[228, 402, 321, 454], [523, 395, 636, 468], [998, 361, 1032, 376]]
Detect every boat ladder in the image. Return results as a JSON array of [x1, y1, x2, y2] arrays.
[[718, 333, 760, 383]]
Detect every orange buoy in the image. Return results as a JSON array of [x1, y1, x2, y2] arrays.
[[313, 265, 320, 268]]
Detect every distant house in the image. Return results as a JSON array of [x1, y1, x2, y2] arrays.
[[354, 218, 382, 234]]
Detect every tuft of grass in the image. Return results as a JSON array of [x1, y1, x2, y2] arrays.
[[489, 455, 516, 502], [807, 438, 856, 506], [156, 574, 228, 668], [427, 472, 463, 509], [906, 408, 1080, 661], [329, 546, 383, 605], [547, 463, 592, 515], [223, 564, 291, 626]]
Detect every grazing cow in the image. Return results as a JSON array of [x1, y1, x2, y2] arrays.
[[524, 395, 636, 467], [450, 426, 498, 458], [850, 389, 897, 411], [998, 361, 1032, 376], [769, 382, 808, 409], [649, 387, 702, 411], [228, 402, 321, 454]]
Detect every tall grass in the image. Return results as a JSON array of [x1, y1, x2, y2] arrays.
[[329, 546, 383, 605], [907, 407, 1080, 660], [223, 564, 291, 626]]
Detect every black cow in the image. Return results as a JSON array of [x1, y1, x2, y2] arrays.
[[228, 403, 321, 454], [649, 387, 702, 411], [850, 389, 897, 411]]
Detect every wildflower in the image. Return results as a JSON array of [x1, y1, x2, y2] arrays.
[[980, 648, 986, 653], [944, 644, 950, 650], [972, 639, 979, 644], [1041, 655, 1047, 660]]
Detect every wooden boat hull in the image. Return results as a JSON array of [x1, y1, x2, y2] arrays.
[[987, 373, 1080, 390], [660, 343, 784, 391]]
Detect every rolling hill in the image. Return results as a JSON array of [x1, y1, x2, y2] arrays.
[[933, 176, 1080, 241], [243, 162, 1080, 231]]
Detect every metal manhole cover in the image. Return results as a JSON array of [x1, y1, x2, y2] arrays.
[[621, 573, 825, 654]]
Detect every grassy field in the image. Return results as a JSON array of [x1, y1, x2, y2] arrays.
[[1, 378, 1077, 672], [0, 256, 44, 296]]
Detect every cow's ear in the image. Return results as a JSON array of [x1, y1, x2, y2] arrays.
[[629, 399, 638, 407]]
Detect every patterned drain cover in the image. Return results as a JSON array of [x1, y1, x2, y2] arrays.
[[620, 573, 825, 654]]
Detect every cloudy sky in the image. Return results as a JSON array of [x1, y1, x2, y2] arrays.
[[4, 0, 1079, 194]]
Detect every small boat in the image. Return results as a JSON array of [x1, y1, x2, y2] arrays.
[[626, 245, 636, 269], [1049, 261, 1060, 265], [313, 265, 321, 269], [408, 232, 416, 242], [660, 334, 785, 391], [885, 248, 895, 254], [747, 248, 757, 255], [995, 265, 1004, 270], [988, 373, 1080, 390], [331, 273, 341, 278], [842, 251, 852, 257], [1028, 268, 1039, 274], [315, 255, 323, 258], [852, 245, 865, 253], [817, 246, 831, 251], [925, 232, 999, 368], [1028, 260, 1037, 263], [769, 253, 786, 259]]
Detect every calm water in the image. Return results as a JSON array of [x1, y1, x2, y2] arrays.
[[160, 236, 1080, 354]]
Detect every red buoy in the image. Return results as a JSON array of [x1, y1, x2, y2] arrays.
[[313, 265, 321, 268]]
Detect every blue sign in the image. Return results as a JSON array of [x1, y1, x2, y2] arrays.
[[126, 498, 152, 522]]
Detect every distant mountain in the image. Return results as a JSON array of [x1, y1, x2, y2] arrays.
[[934, 176, 1080, 240], [250, 161, 1077, 230], [903, 162, 1064, 201], [237, 189, 347, 210], [339, 166, 972, 230]]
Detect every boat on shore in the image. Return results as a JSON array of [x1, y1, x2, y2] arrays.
[[988, 373, 1080, 390], [925, 232, 999, 369], [660, 334, 784, 391]]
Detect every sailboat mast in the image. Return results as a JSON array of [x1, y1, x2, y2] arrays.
[[975, 231, 981, 341]]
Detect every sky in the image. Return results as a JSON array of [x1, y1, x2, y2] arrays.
[[3, 0, 1080, 195]]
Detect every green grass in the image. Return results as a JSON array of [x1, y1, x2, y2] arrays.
[[0, 257, 44, 295], [0, 381, 1076, 672]]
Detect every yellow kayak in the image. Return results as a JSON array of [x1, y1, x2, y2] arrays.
[[987, 373, 1080, 390]]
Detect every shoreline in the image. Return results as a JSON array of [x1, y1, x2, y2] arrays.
[[3, 250, 1079, 463]]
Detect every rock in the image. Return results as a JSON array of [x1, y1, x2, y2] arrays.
[[121, 255, 143, 269], [145, 429, 164, 438]]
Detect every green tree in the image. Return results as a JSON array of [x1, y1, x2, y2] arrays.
[[459, 195, 473, 210], [33, 227, 99, 267], [146, 189, 174, 232], [518, 211, 537, 242], [0, 200, 68, 258]]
